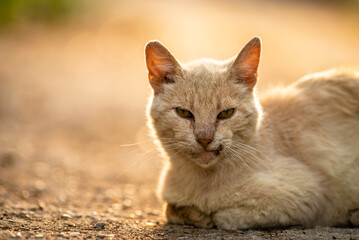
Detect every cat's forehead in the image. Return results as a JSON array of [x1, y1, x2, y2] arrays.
[[167, 59, 248, 110], [182, 58, 231, 81]]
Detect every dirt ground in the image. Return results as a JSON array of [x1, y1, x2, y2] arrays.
[[1, 155, 359, 240], [1, 0, 359, 239]]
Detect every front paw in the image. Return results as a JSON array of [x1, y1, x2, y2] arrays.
[[212, 208, 250, 230], [166, 204, 214, 229]]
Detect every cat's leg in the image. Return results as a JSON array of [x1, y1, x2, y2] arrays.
[[212, 207, 294, 230], [350, 209, 359, 227], [212, 165, 324, 230], [166, 203, 214, 228], [212, 189, 320, 231], [212, 208, 256, 230]]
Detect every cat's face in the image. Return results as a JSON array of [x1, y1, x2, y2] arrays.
[[146, 38, 261, 168]]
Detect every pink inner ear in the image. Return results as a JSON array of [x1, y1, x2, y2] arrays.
[[145, 41, 180, 94], [232, 39, 261, 89], [147, 56, 176, 94], [148, 73, 161, 94], [236, 46, 260, 75]]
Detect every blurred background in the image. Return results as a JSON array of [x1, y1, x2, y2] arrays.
[[0, 0, 359, 205]]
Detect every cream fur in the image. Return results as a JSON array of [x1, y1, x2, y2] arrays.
[[145, 39, 359, 230]]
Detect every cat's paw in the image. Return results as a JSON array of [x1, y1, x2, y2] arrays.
[[166, 204, 214, 229], [212, 208, 250, 230], [350, 209, 359, 227], [186, 207, 214, 228]]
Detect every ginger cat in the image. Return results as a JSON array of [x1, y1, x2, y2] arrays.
[[145, 37, 359, 230]]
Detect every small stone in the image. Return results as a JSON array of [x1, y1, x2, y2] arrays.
[[85, 215, 98, 221], [146, 209, 159, 216], [69, 232, 80, 237], [38, 202, 46, 211], [35, 234, 44, 239], [10, 233, 18, 239], [145, 222, 155, 226], [55, 233, 66, 238], [96, 222, 106, 230], [122, 199, 132, 209], [68, 223, 76, 227], [34, 180, 46, 191], [61, 213, 71, 219], [22, 190, 30, 199], [18, 212, 28, 218], [112, 203, 121, 210], [135, 210, 143, 217]]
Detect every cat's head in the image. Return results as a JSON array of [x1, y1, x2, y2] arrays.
[[145, 37, 261, 168]]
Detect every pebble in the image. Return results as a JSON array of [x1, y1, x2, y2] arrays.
[[10, 234, 18, 239], [145, 222, 155, 227], [34, 234, 44, 239], [38, 201, 46, 211], [135, 210, 143, 217], [18, 212, 28, 218], [122, 199, 132, 209], [69, 232, 80, 237], [61, 213, 71, 219], [55, 233, 66, 238], [146, 209, 159, 216], [86, 215, 98, 222], [111, 203, 121, 210], [96, 222, 106, 230]]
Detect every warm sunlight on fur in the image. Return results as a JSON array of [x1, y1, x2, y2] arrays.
[[146, 38, 359, 230]]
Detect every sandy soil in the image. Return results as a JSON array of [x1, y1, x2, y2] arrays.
[[1, 0, 359, 239], [1, 157, 359, 239]]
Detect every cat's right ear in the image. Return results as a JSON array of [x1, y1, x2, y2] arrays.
[[145, 41, 181, 95], [230, 37, 261, 91]]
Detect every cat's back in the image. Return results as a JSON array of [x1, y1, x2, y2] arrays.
[[295, 69, 359, 113], [261, 69, 359, 118], [260, 69, 359, 136], [259, 69, 359, 210], [260, 68, 359, 152]]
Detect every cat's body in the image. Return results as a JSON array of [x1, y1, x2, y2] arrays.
[[145, 38, 359, 230]]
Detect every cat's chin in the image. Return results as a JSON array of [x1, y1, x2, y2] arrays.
[[193, 151, 220, 168]]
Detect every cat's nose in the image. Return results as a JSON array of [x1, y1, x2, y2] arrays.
[[196, 138, 213, 149]]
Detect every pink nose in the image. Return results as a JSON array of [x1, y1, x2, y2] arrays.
[[196, 138, 213, 149]]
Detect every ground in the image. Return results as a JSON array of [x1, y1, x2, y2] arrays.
[[1, 0, 359, 239], [1, 156, 359, 239]]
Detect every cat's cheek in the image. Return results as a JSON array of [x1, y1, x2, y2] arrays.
[[214, 128, 233, 149]]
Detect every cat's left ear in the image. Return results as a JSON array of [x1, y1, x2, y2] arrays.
[[145, 41, 181, 95], [230, 37, 261, 90]]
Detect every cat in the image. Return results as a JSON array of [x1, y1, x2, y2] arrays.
[[144, 37, 359, 230]]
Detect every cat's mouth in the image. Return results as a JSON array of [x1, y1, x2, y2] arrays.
[[213, 145, 223, 155], [196, 145, 223, 165]]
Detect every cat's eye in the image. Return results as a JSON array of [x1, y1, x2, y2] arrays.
[[217, 108, 235, 120], [175, 107, 194, 119]]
